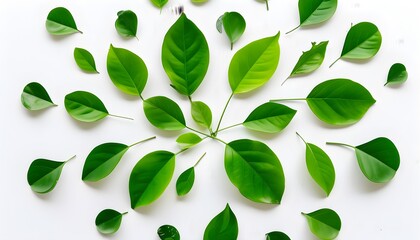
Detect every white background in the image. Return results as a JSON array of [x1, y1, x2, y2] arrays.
[[1, 0, 419, 239]]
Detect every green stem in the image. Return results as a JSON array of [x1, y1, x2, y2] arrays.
[[281, 76, 291, 86], [286, 25, 300, 35], [122, 212, 128, 216], [108, 114, 134, 121], [270, 98, 306, 102], [295, 132, 307, 144], [139, 95, 144, 101], [129, 136, 156, 148], [194, 152, 207, 168], [215, 93, 234, 135], [265, 0, 269, 11], [217, 123, 242, 133], [176, 148, 188, 155], [186, 126, 212, 138], [329, 57, 341, 68], [65, 155, 77, 163], [326, 142, 355, 148], [230, 42, 233, 50], [77, 29, 83, 34]]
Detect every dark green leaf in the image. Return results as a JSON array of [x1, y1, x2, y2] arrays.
[[385, 63, 408, 86], [46, 7, 81, 35], [176, 167, 195, 196], [21, 82, 57, 110], [95, 209, 126, 235], [217, 12, 246, 50], [225, 139, 285, 204], [266, 231, 291, 240], [115, 10, 138, 39], [143, 96, 186, 130], [107, 45, 148, 96], [229, 32, 280, 94], [176, 133, 202, 149], [204, 204, 238, 240], [129, 151, 176, 208], [74, 48, 98, 73], [243, 102, 296, 133], [64, 91, 109, 122], [151, 0, 168, 9], [158, 225, 180, 240], [162, 13, 209, 96], [287, 41, 328, 80], [191, 101, 212, 129], [302, 208, 341, 240]]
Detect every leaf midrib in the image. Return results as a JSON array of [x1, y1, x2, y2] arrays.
[[66, 98, 107, 114], [111, 47, 139, 95]]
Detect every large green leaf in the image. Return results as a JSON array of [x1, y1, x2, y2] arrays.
[[243, 102, 296, 133], [203, 204, 238, 240], [302, 208, 341, 240], [191, 101, 212, 129], [107, 45, 148, 96], [64, 91, 109, 122], [143, 96, 186, 130], [385, 63, 408, 86], [74, 47, 98, 73], [158, 225, 180, 240], [115, 10, 138, 39], [95, 209, 127, 235], [129, 151, 176, 208], [46, 7, 81, 35], [162, 13, 209, 96], [266, 231, 291, 240], [229, 32, 280, 94], [21, 82, 57, 111], [225, 139, 285, 204], [217, 12, 246, 50]]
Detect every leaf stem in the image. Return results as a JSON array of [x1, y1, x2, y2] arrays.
[[194, 152, 207, 168], [176, 148, 188, 155], [217, 123, 242, 133], [296, 132, 307, 144], [281, 76, 291, 86], [77, 29, 83, 34], [122, 212, 128, 216], [129, 136, 156, 148], [215, 93, 234, 135], [329, 57, 341, 68], [265, 0, 270, 11], [326, 142, 355, 148], [186, 126, 212, 138], [270, 98, 306, 102], [231, 42, 233, 50], [286, 25, 300, 35], [139, 95, 144, 101], [108, 114, 134, 120], [65, 155, 77, 163]]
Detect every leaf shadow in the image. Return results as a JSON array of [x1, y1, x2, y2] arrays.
[[235, 195, 280, 211], [353, 174, 389, 193], [47, 32, 80, 42], [339, 58, 374, 66], [24, 108, 53, 118], [67, 118, 103, 130], [32, 191, 54, 201], [149, 127, 183, 139], [385, 83, 405, 89], [243, 129, 283, 141]]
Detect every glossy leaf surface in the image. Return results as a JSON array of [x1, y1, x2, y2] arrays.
[[303, 208, 341, 240], [95, 209, 126, 235], [217, 12, 246, 49], [298, 0, 337, 27], [115, 10, 138, 38], [158, 225, 180, 240], [266, 231, 291, 240], [143, 96, 186, 130], [385, 63, 408, 86], [64, 91, 108, 122], [21, 82, 56, 110], [27, 158, 70, 194], [288, 41, 328, 78], [74, 48, 98, 73], [191, 101, 212, 129], [176, 133, 202, 149], [46, 7, 81, 35], [204, 204, 238, 240], [176, 167, 195, 196]]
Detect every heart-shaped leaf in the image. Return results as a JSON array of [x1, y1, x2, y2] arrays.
[[266, 231, 291, 240], [302, 208, 341, 240], [129, 151, 176, 208], [225, 139, 285, 204], [385, 63, 408, 86], [229, 32, 280, 94], [151, 0, 168, 9], [204, 204, 238, 240], [162, 13, 209, 96], [243, 102, 296, 133], [21, 82, 57, 111], [115, 10, 138, 39], [217, 12, 246, 50], [176, 153, 205, 196], [95, 209, 127, 235], [143, 96, 186, 130], [107, 45, 148, 96], [191, 101, 212, 129], [176, 133, 202, 149], [27, 156, 75, 194], [158, 225, 180, 240], [74, 48, 98, 73], [46, 7, 81, 35]]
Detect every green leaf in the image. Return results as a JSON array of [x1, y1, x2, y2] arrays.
[[302, 208, 341, 240], [95, 209, 127, 235], [229, 32, 280, 94], [151, 0, 168, 9], [158, 225, 180, 240], [225, 139, 285, 204], [143, 96, 186, 130], [27, 156, 74, 194], [191, 101, 212, 129], [162, 13, 209, 96], [74, 48, 98, 73], [107, 45, 148, 96], [203, 204, 238, 240], [266, 231, 291, 240], [217, 12, 246, 50], [64, 91, 108, 122], [297, 133, 335, 196], [385, 63, 408, 86], [129, 151, 176, 208], [176, 133, 202, 149], [21, 82, 57, 111], [46, 7, 81, 35], [243, 102, 296, 133], [330, 22, 382, 67], [115, 10, 138, 39], [176, 167, 195, 196]]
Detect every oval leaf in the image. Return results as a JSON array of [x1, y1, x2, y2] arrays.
[[158, 225, 180, 240], [217, 12, 246, 50], [229, 32, 280, 94], [151, 0, 168, 9], [115, 10, 138, 38], [302, 208, 341, 240], [162, 13, 209, 96], [243, 102, 296, 133], [64, 91, 109, 122], [288, 41, 328, 79], [143, 96, 186, 130], [176, 133, 202, 149], [107, 45, 148, 96], [129, 151, 176, 208], [204, 204, 238, 240], [46, 7, 81, 35], [288, 0, 337, 33], [95, 209, 126, 235], [385, 63, 408, 86], [191, 101, 212, 129], [74, 47, 98, 73], [21, 82, 56, 111], [266, 231, 291, 240], [176, 167, 195, 196], [306, 79, 376, 125], [225, 139, 285, 204]]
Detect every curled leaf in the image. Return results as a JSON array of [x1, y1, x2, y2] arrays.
[[204, 204, 238, 240], [191, 101, 212, 129]]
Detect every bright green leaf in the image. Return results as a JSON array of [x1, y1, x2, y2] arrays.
[[176, 133, 202, 149], [204, 204, 238, 240], [74, 47, 98, 73], [143, 96, 186, 130], [151, 0, 168, 9], [46, 7, 81, 35], [21, 82, 57, 111], [115, 10, 138, 39], [385, 63, 408, 86], [217, 12, 246, 50], [266, 231, 291, 240], [158, 225, 180, 240], [176, 167, 195, 196], [95, 209, 127, 235], [64, 91, 108, 122], [191, 101, 212, 129], [302, 208, 341, 240]]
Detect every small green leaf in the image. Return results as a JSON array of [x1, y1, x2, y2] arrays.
[[176, 167, 195, 196], [27, 156, 75, 194], [95, 209, 127, 235], [243, 102, 296, 133], [46, 7, 81, 35], [162, 13, 209, 96], [302, 208, 341, 240], [191, 101, 212, 129], [129, 151, 176, 208], [21, 82, 57, 110], [203, 204, 238, 240], [225, 139, 285, 204], [229, 32, 280, 94], [151, 0, 168, 9], [217, 12, 246, 50], [74, 48, 98, 73], [115, 10, 138, 39], [385, 63, 408, 86], [176, 133, 202, 149], [266, 231, 291, 240], [158, 225, 180, 240], [107, 45, 148, 96], [143, 96, 186, 130], [330, 22, 382, 67]]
